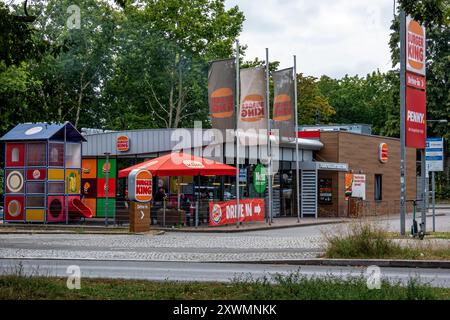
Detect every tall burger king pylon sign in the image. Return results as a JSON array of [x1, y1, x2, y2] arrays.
[[127, 169, 152, 232]]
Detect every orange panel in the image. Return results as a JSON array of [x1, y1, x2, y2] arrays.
[[82, 159, 97, 179]]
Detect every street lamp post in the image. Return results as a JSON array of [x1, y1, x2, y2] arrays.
[[104, 152, 111, 227]]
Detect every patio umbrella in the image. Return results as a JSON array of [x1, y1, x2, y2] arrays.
[[118, 151, 236, 178]]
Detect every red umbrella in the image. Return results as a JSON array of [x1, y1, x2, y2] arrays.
[[118, 152, 236, 178]]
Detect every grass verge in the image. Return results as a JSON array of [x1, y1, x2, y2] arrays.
[[1, 273, 449, 300], [324, 222, 450, 260]]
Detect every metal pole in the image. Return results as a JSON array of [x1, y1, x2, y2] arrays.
[[266, 48, 273, 225], [64, 125, 68, 225], [104, 152, 110, 227], [294, 55, 300, 221], [235, 40, 240, 229], [421, 150, 427, 233], [399, 10, 406, 235], [432, 171, 436, 232]]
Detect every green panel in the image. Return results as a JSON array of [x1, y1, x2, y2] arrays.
[[96, 198, 116, 218], [97, 158, 117, 178]]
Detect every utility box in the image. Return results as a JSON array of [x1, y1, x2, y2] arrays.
[[129, 201, 151, 233]]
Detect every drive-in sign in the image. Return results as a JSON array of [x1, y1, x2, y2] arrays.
[[128, 169, 152, 202], [209, 199, 265, 226]]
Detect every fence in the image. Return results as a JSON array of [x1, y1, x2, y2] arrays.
[[348, 198, 419, 219]]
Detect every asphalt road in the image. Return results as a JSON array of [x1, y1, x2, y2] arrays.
[[1, 258, 450, 288]]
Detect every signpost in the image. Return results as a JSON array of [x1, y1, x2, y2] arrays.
[[127, 169, 152, 232], [400, 11, 427, 235], [426, 137, 444, 232]]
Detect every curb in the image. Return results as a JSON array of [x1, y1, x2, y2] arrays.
[[0, 257, 448, 269]]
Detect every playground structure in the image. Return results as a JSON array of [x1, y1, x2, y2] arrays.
[[1, 122, 93, 223]]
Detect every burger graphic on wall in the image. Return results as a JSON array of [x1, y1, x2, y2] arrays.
[[273, 94, 293, 122], [240, 94, 265, 122]]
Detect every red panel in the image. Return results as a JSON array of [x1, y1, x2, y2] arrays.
[[97, 178, 116, 198], [297, 131, 321, 139], [406, 72, 426, 90], [47, 196, 64, 222], [405, 86, 426, 149], [27, 169, 47, 181], [5, 143, 25, 167], [5, 196, 24, 221]]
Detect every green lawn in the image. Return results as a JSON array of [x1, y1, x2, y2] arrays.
[[1, 274, 449, 300]]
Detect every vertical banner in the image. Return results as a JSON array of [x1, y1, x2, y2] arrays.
[[208, 58, 236, 130], [239, 66, 267, 144], [273, 67, 295, 138], [405, 15, 426, 149]]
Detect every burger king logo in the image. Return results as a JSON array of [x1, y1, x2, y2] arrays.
[[379, 143, 388, 163], [8, 200, 21, 218], [182, 160, 204, 169], [135, 170, 153, 202], [407, 17, 426, 75], [240, 94, 265, 122], [273, 94, 293, 121], [117, 135, 129, 152], [211, 88, 234, 118], [210, 204, 222, 225]]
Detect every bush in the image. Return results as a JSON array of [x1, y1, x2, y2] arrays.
[[324, 222, 403, 259]]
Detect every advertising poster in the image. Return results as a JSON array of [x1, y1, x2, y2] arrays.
[[209, 198, 265, 226], [319, 178, 332, 204], [345, 174, 366, 200], [272, 67, 295, 138]]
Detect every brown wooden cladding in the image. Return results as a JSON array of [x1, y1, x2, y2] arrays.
[[317, 132, 417, 217]]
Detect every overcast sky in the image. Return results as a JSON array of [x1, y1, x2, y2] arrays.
[[226, 0, 397, 79]]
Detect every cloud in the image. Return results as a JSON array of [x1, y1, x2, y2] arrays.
[[226, 0, 395, 78]]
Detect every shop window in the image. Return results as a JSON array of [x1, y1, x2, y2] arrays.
[[27, 143, 46, 166], [49, 143, 64, 167], [375, 175, 382, 201], [66, 143, 81, 168]]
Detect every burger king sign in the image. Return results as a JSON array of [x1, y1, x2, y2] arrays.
[[128, 169, 152, 202], [406, 16, 426, 76]]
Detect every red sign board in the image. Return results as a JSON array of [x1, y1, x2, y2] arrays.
[[117, 135, 129, 152], [297, 130, 320, 139], [209, 198, 265, 226], [406, 72, 426, 90], [379, 143, 388, 163], [405, 86, 426, 149]]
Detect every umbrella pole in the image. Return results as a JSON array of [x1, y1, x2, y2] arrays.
[[195, 174, 200, 228]]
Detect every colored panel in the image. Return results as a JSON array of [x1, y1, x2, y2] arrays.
[[81, 178, 97, 198], [82, 198, 97, 217], [27, 182, 45, 194], [97, 178, 116, 198], [66, 169, 81, 194], [66, 143, 81, 168], [27, 143, 46, 166], [97, 158, 117, 178], [82, 159, 97, 178], [26, 196, 45, 207], [47, 196, 64, 222], [5, 169, 24, 194], [27, 168, 46, 181], [48, 169, 64, 181], [48, 182, 65, 194], [48, 143, 64, 167], [6, 143, 25, 167], [96, 198, 115, 218], [5, 196, 24, 221], [26, 209, 45, 221]]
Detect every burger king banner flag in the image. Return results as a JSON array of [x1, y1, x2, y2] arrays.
[[208, 58, 236, 131], [273, 68, 295, 138], [209, 198, 265, 226], [239, 66, 267, 144]]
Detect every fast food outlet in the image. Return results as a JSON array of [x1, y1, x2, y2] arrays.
[[1, 123, 416, 226]]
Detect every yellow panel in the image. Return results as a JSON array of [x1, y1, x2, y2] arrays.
[[26, 209, 45, 221], [48, 169, 64, 181], [66, 169, 81, 194]]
